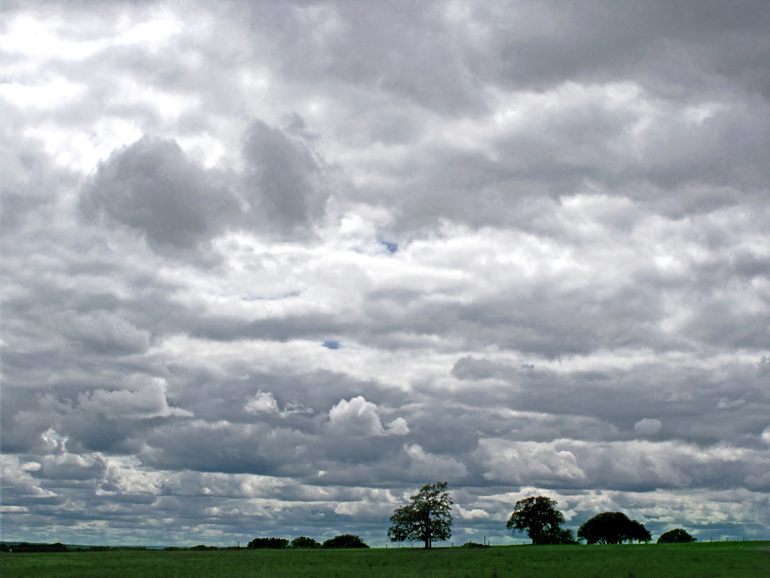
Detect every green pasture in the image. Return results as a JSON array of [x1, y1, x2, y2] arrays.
[[2, 541, 768, 578]]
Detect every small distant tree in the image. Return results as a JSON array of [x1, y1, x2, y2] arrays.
[[506, 496, 575, 545], [247, 537, 289, 549], [657, 528, 696, 543], [387, 481, 453, 549], [578, 512, 651, 544], [290, 536, 321, 548], [321, 534, 369, 549]]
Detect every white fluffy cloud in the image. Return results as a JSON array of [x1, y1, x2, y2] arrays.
[[634, 418, 662, 436], [328, 396, 409, 437], [245, 391, 280, 415]]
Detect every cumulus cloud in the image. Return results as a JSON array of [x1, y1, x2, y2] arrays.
[[77, 377, 193, 420], [328, 396, 409, 437], [634, 418, 663, 436], [2, 0, 770, 548], [245, 391, 312, 418], [63, 310, 151, 355], [245, 391, 280, 415], [404, 443, 468, 480], [80, 137, 240, 253]]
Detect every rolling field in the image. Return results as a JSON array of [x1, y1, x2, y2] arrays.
[[1, 541, 768, 578]]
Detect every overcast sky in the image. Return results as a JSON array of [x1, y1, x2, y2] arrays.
[[2, 0, 769, 547]]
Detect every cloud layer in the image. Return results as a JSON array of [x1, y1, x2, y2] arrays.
[[2, 0, 769, 546]]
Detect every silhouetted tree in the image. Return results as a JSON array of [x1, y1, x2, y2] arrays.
[[506, 496, 576, 544], [321, 534, 369, 548], [290, 536, 321, 548], [388, 481, 453, 549], [657, 528, 696, 543], [247, 537, 289, 549], [578, 512, 651, 544]]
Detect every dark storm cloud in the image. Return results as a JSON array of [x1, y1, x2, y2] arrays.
[[79, 121, 330, 254], [80, 136, 239, 252], [471, 0, 770, 97], [240, 119, 330, 234]]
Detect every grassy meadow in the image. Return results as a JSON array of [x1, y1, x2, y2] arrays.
[[1, 541, 768, 578]]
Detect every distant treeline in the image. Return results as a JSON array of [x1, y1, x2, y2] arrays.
[[247, 534, 369, 549], [0, 535, 370, 553], [0, 543, 153, 553]]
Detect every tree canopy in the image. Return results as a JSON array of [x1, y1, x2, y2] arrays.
[[506, 496, 576, 545], [387, 481, 453, 549], [321, 534, 369, 549], [289, 536, 320, 548], [657, 528, 696, 543], [247, 537, 289, 549], [578, 512, 652, 544]]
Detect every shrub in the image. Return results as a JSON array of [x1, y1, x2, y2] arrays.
[[190, 545, 218, 550], [461, 541, 490, 548], [657, 529, 696, 543], [322, 534, 369, 549]]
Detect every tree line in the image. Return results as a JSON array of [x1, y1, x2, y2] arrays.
[[247, 534, 369, 549], [387, 482, 697, 548]]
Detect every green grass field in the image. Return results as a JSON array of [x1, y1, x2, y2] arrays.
[[1, 541, 768, 578]]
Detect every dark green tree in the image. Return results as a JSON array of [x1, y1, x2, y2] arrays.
[[247, 537, 289, 549], [388, 481, 453, 549], [506, 496, 575, 544], [289, 536, 321, 548], [321, 534, 369, 549], [578, 512, 652, 544], [657, 528, 696, 543]]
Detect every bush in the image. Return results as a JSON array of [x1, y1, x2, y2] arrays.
[[290, 536, 321, 548], [322, 534, 369, 549], [461, 541, 490, 548], [190, 545, 218, 550], [247, 537, 289, 549], [657, 529, 696, 543]]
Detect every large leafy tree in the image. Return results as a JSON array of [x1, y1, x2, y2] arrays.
[[506, 496, 575, 545], [578, 512, 652, 544], [388, 481, 453, 549]]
